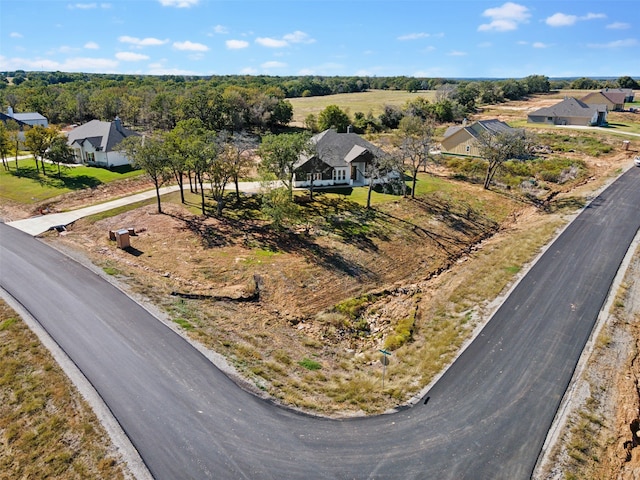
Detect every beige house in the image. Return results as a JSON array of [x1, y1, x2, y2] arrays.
[[527, 97, 607, 126], [441, 119, 514, 157], [580, 90, 626, 111]]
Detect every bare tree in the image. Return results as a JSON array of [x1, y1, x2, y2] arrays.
[[363, 150, 403, 209], [224, 132, 257, 202], [394, 116, 435, 198]]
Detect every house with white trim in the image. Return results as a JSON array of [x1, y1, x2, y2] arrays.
[[293, 129, 387, 188], [66, 117, 140, 167], [441, 119, 515, 157], [527, 97, 607, 126]]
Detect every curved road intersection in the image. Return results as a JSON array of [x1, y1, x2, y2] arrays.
[[1, 167, 639, 479]]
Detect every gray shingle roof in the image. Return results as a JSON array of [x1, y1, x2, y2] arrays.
[[529, 97, 604, 118], [11, 112, 47, 122], [295, 129, 385, 170], [66, 119, 139, 152], [443, 119, 513, 141]]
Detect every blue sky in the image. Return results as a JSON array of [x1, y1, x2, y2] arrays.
[[0, 0, 637, 78]]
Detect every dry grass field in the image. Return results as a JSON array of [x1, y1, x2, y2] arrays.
[[0, 300, 128, 479]]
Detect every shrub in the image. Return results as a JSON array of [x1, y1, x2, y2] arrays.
[[298, 358, 322, 371]]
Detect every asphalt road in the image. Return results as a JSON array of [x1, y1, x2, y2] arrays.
[[1, 166, 639, 479]]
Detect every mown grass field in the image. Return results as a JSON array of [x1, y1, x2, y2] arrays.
[[0, 158, 143, 204]]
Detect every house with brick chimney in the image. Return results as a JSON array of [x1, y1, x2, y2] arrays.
[[66, 117, 140, 167]]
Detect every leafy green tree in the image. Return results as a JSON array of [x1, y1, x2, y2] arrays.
[[181, 86, 230, 131], [24, 125, 55, 175], [260, 187, 301, 231], [4, 119, 21, 166], [476, 129, 536, 189], [0, 123, 10, 170], [618, 76, 639, 89], [523, 75, 550, 94], [117, 135, 169, 213], [569, 77, 601, 90], [191, 130, 219, 215], [258, 132, 311, 201], [500, 79, 527, 100], [164, 119, 205, 203], [317, 105, 351, 132], [304, 113, 318, 133], [46, 134, 76, 178], [394, 116, 435, 198], [205, 134, 234, 216], [378, 104, 404, 130]]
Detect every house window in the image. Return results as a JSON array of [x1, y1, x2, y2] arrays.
[[465, 145, 471, 153], [333, 169, 346, 181], [86, 152, 95, 163]]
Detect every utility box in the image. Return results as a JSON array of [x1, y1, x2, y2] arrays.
[[623, 140, 630, 151], [115, 229, 130, 249]]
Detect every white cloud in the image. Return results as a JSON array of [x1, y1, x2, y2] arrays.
[[226, 39, 249, 50], [213, 25, 228, 34], [261, 61, 286, 69], [398, 32, 430, 41], [173, 41, 209, 51], [0, 55, 119, 72], [607, 22, 630, 30], [546, 12, 607, 27], [116, 52, 149, 61], [588, 38, 639, 48], [69, 3, 97, 9], [478, 2, 530, 32], [10, 32, 23, 38], [256, 31, 314, 48], [448, 50, 467, 56], [533, 42, 551, 48], [546, 13, 577, 27], [283, 31, 315, 44], [158, 0, 199, 7], [119, 36, 169, 47], [256, 37, 288, 48], [84, 41, 99, 49], [240, 67, 258, 75]]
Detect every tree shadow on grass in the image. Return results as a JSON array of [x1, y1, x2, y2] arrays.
[[11, 166, 103, 190], [252, 226, 376, 280], [168, 208, 374, 279]]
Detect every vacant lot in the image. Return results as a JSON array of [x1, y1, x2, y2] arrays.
[[2, 90, 639, 477]]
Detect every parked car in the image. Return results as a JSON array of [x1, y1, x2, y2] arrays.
[[635, 156, 640, 167]]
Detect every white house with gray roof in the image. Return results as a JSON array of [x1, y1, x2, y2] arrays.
[[527, 97, 607, 127], [5, 106, 48, 127], [293, 129, 386, 188], [66, 118, 140, 167]]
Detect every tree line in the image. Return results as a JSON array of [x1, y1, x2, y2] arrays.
[[1, 72, 636, 132]]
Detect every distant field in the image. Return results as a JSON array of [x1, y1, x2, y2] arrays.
[[288, 89, 438, 125]]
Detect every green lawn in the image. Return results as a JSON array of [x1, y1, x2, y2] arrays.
[[0, 158, 144, 204]]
